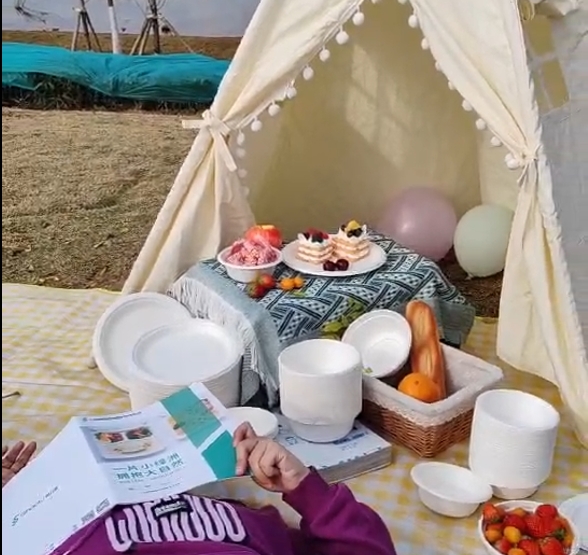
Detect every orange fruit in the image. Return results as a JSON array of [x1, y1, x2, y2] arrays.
[[503, 526, 522, 544], [510, 507, 528, 518], [507, 549, 525, 555], [279, 278, 295, 291], [293, 276, 305, 288], [484, 529, 503, 543], [397, 373, 441, 403]]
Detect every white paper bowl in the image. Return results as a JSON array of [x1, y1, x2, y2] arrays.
[[287, 419, 355, 444], [217, 246, 282, 283], [410, 462, 493, 518], [477, 500, 580, 555], [342, 309, 412, 378]]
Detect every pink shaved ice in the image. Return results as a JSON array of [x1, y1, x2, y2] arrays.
[[224, 238, 278, 267]]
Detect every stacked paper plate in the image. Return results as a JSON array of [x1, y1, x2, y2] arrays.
[[468, 389, 560, 498], [128, 319, 243, 409]]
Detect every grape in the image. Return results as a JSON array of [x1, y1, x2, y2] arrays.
[[336, 259, 350, 271], [323, 260, 337, 272]]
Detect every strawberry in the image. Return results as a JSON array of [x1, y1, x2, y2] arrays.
[[525, 513, 551, 538], [504, 513, 528, 534], [494, 538, 512, 554], [482, 503, 505, 524], [257, 273, 276, 289], [538, 537, 565, 555], [546, 517, 566, 540], [518, 539, 541, 555], [535, 504, 559, 520], [247, 283, 267, 299]]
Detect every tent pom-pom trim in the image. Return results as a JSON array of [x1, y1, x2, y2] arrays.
[[250, 119, 263, 132], [421, 38, 429, 50], [336, 29, 350, 44], [236, 131, 246, 146], [302, 66, 315, 80], [286, 86, 298, 99], [268, 103, 281, 116], [352, 10, 365, 26], [318, 47, 331, 62], [448, 81, 456, 90], [475, 119, 487, 130], [237, 169, 248, 178], [505, 153, 521, 170], [398, 0, 409, 4], [236, 148, 246, 159], [490, 136, 503, 147], [408, 14, 419, 28], [461, 99, 473, 111]]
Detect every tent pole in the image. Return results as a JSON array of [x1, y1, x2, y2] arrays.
[[147, 0, 161, 54]]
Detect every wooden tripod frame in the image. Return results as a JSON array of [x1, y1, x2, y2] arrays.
[[71, 0, 102, 52], [130, 0, 193, 55]]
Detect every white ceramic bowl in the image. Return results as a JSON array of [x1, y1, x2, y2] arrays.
[[217, 246, 282, 283], [342, 309, 411, 378], [410, 462, 493, 518], [478, 500, 580, 555]]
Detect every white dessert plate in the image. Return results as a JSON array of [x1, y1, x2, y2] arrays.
[[226, 407, 279, 439], [281, 239, 386, 277], [93, 293, 192, 391], [560, 494, 588, 551], [131, 320, 242, 387]]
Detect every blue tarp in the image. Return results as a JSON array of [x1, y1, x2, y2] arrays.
[[2, 42, 229, 104]]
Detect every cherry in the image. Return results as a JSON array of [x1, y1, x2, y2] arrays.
[[323, 260, 337, 272], [336, 259, 350, 271]]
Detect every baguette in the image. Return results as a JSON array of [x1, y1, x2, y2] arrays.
[[405, 300, 447, 399]]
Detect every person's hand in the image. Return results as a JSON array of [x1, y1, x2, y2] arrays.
[[2, 441, 36, 488], [233, 424, 309, 495]]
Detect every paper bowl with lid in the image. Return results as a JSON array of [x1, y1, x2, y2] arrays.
[[217, 245, 282, 283], [477, 500, 580, 555], [342, 309, 412, 378]]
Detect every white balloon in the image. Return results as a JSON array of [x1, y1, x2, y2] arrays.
[[454, 204, 514, 277]]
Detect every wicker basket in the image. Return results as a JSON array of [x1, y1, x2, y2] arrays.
[[360, 345, 503, 458]]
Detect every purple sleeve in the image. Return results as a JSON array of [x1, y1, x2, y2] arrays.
[[283, 470, 397, 555]]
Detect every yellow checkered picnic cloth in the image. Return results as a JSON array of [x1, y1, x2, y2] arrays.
[[2, 284, 586, 555]]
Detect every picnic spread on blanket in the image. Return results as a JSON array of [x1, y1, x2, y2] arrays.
[[3, 223, 587, 555]]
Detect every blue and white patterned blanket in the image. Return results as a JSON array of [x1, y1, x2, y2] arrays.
[[170, 234, 475, 407]]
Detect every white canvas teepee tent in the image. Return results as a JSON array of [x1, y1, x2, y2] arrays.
[[122, 0, 588, 446]]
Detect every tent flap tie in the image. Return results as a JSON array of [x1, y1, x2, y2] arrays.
[[182, 110, 238, 172]]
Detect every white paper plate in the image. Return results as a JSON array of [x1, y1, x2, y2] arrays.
[[131, 320, 242, 387], [560, 494, 588, 551], [93, 293, 192, 391], [226, 407, 279, 438], [281, 240, 386, 277]]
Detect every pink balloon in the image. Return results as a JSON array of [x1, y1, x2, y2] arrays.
[[376, 187, 457, 261]]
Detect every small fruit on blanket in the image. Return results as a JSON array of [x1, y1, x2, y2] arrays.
[[323, 260, 337, 272], [508, 548, 527, 555], [247, 283, 267, 299], [280, 277, 296, 291], [547, 517, 567, 540], [504, 513, 528, 534], [335, 258, 350, 271], [538, 537, 565, 555], [504, 526, 523, 544], [535, 505, 559, 521], [257, 274, 276, 289], [293, 276, 305, 288], [397, 373, 441, 403], [482, 503, 506, 525], [518, 539, 541, 555], [494, 538, 513, 554], [485, 528, 503, 543], [245, 225, 283, 248], [487, 523, 505, 534]]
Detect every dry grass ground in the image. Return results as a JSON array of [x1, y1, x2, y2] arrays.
[[2, 108, 194, 290], [1, 31, 501, 316]]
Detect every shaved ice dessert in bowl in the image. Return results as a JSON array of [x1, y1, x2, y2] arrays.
[[218, 237, 282, 283]]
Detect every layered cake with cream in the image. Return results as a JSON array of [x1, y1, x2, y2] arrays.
[[296, 228, 333, 263], [333, 220, 370, 261]]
